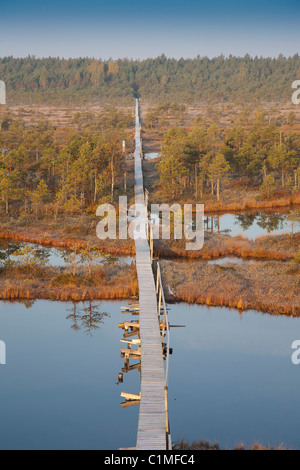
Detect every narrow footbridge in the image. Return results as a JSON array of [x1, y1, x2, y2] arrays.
[[119, 99, 171, 450]]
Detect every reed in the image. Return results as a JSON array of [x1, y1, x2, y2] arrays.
[[173, 439, 288, 450], [154, 232, 299, 261], [162, 259, 300, 316], [0, 263, 139, 301], [202, 194, 300, 214], [0, 227, 135, 256]]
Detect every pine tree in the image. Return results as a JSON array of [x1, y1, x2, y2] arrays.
[[207, 153, 230, 201]]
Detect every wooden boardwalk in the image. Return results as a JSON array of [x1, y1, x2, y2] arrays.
[[133, 100, 168, 450]]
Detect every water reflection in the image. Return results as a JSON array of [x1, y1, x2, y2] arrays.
[[119, 304, 142, 408], [1, 298, 300, 449], [233, 213, 257, 231], [66, 301, 110, 336], [0, 240, 60, 266], [0, 299, 139, 450], [207, 256, 258, 266], [144, 152, 160, 160], [205, 209, 299, 239], [168, 303, 300, 450], [3, 298, 37, 309], [0, 239, 134, 268]]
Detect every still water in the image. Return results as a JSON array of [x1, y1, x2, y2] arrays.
[[0, 300, 139, 450], [0, 239, 134, 267], [206, 209, 299, 239], [0, 300, 299, 449], [168, 304, 300, 449], [144, 152, 160, 160], [207, 256, 260, 265]]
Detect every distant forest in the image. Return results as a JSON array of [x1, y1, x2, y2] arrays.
[[0, 54, 300, 105]]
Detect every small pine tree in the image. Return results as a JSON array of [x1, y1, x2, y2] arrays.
[[207, 153, 230, 201], [30, 179, 51, 216], [260, 175, 275, 198]]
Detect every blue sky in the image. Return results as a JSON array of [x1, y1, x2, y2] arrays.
[[0, 0, 299, 59]]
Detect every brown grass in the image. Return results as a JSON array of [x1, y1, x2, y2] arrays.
[[0, 224, 135, 256], [154, 232, 300, 262], [173, 439, 288, 450], [0, 264, 139, 301], [161, 259, 300, 316], [201, 193, 300, 214]]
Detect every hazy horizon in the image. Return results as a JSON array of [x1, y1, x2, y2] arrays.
[[1, 52, 299, 61], [1, 0, 299, 60]]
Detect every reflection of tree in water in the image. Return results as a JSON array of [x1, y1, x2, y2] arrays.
[[0, 251, 6, 263], [15, 298, 36, 309], [234, 212, 286, 233], [0, 241, 20, 263], [0, 242, 50, 265], [23, 299, 36, 309], [66, 301, 110, 335], [212, 216, 220, 233], [66, 302, 82, 332], [29, 246, 50, 264], [81, 302, 110, 336], [234, 214, 257, 230], [3, 298, 37, 309], [256, 212, 285, 232]]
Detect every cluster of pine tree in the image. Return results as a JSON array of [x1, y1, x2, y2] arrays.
[[0, 108, 132, 216], [1, 54, 299, 105], [157, 111, 300, 200]]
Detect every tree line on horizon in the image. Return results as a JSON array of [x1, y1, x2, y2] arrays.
[[0, 54, 300, 105]]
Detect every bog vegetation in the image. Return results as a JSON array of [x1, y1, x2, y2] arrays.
[[0, 104, 300, 219], [150, 107, 300, 202], [0, 107, 133, 217], [0, 57, 299, 312]]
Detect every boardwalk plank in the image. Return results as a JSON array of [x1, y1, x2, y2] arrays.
[[132, 100, 168, 451]]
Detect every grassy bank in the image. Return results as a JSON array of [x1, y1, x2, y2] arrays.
[[0, 262, 138, 302], [1, 214, 298, 263], [155, 232, 300, 261], [198, 193, 300, 215], [0, 214, 135, 256], [173, 439, 288, 450], [161, 259, 300, 316]]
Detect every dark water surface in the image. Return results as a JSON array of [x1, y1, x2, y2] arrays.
[[0, 300, 139, 450], [206, 209, 299, 239], [0, 239, 134, 267], [168, 303, 300, 450], [0, 300, 300, 449]]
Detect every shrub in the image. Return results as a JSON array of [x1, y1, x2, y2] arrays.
[[50, 273, 85, 287]]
